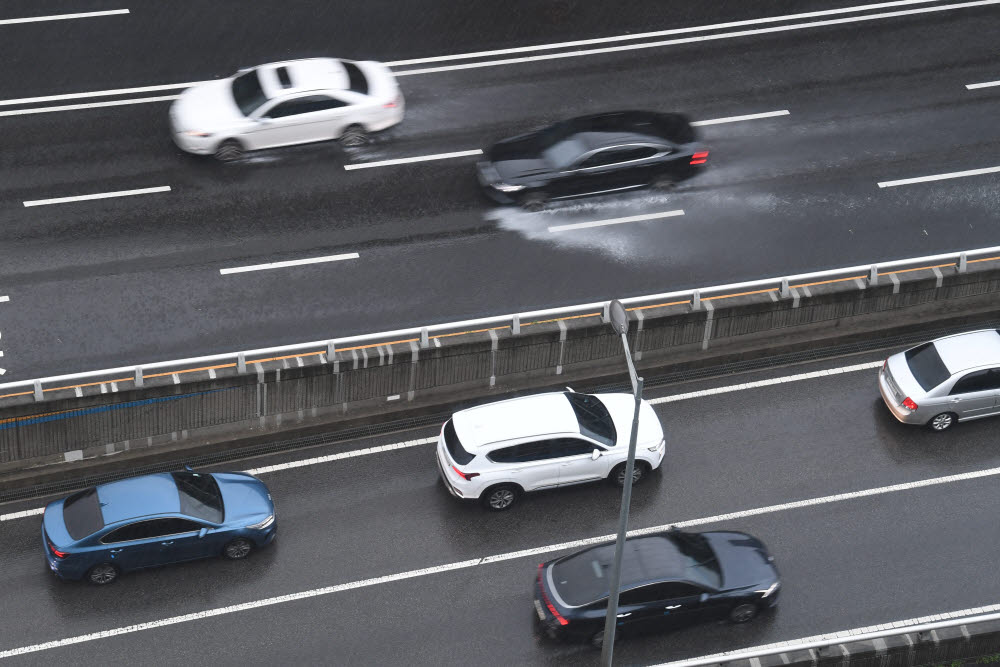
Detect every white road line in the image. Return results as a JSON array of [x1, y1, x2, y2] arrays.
[[0, 94, 180, 117], [877, 165, 1000, 188], [0, 9, 129, 26], [0, 507, 44, 522], [344, 149, 483, 170], [0, 296, 8, 303], [385, 0, 943, 66], [244, 437, 436, 475], [392, 1, 1000, 77], [23, 186, 171, 208], [652, 604, 1000, 666], [691, 109, 790, 126], [548, 210, 685, 233], [967, 79, 1000, 89], [0, 83, 201, 108], [219, 252, 360, 275], [6, 465, 1000, 658]]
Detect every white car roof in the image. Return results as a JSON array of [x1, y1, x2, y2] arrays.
[[256, 58, 350, 99], [933, 329, 1000, 373], [452, 393, 580, 450]]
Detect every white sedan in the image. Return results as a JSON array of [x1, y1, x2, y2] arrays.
[[170, 57, 404, 161]]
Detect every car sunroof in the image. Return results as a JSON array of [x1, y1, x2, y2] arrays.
[[276, 66, 292, 88]]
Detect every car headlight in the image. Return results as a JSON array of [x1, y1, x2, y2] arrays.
[[183, 130, 213, 137], [648, 438, 665, 452], [756, 581, 780, 598], [493, 183, 526, 192], [247, 514, 274, 530]]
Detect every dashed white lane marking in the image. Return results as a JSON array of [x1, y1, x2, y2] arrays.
[[385, 0, 942, 67], [0, 296, 8, 303], [967, 79, 1000, 89], [23, 186, 171, 207], [651, 604, 1000, 666], [0, 94, 180, 117], [6, 465, 1000, 657], [691, 109, 790, 126], [391, 1, 1000, 76], [0, 508, 43, 522], [0, 9, 128, 26], [878, 165, 1000, 188], [0, 298, 5, 376], [344, 149, 483, 170], [548, 210, 685, 233], [244, 437, 435, 475], [219, 252, 360, 275], [0, 84, 199, 108]]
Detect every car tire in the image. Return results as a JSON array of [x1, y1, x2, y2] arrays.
[[340, 125, 369, 147], [214, 139, 245, 162], [87, 563, 119, 585], [610, 461, 648, 487], [729, 602, 758, 623], [520, 192, 548, 212], [223, 538, 253, 560], [927, 412, 957, 432], [651, 174, 675, 191], [481, 484, 520, 511]]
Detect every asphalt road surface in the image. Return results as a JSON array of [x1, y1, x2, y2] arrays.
[[3, 352, 1000, 664]]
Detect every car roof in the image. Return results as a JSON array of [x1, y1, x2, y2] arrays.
[[933, 329, 1000, 373], [451, 393, 580, 449], [96, 473, 180, 524], [256, 58, 350, 98]]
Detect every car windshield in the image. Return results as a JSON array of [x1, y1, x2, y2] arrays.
[[563, 392, 616, 448], [62, 487, 105, 540], [171, 472, 224, 523], [231, 70, 269, 116], [905, 342, 951, 391]]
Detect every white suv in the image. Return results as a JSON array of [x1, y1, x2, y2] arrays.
[[435, 391, 666, 511]]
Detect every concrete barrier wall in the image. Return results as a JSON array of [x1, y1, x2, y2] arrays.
[[2, 258, 998, 470]]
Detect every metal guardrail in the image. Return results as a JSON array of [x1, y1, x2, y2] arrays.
[[2, 244, 999, 402]]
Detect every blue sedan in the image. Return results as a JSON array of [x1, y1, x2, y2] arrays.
[[42, 470, 276, 584]]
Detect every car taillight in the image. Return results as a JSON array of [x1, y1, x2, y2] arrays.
[[537, 564, 570, 626], [690, 151, 709, 165], [384, 94, 400, 109], [902, 397, 919, 411], [49, 542, 68, 559], [451, 465, 480, 481], [882, 359, 887, 372]]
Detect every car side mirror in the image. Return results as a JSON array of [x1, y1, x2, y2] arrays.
[[198, 528, 208, 539], [591, 449, 601, 461], [699, 593, 709, 603]]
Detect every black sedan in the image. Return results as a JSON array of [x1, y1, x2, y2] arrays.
[[477, 111, 707, 210], [533, 528, 780, 648]]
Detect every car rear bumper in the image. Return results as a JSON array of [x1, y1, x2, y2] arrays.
[[878, 368, 921, 425]]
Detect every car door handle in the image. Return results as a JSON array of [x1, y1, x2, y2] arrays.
[[160, 541, 174, 546], [109, 548, 124, 554], [665, 605, 681, 610]]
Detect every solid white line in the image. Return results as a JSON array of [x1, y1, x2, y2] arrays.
[[384, 0, 943, 66], [651, 605, 1000, 666], [0, 296, 8, 303], [220, 253, 360, 275], [0, 83, 203, 108], [344, 149, 483, 170], [967, 79, 1000, 89], [548, 210, 685, 233], [23, 186, 171, 208], [878, 165, 1000, 188], [6, 465, 1000, 657], [0, 9, 129, 26], [690, 109, 790, 126], [243, 437, 436, 474], [392, 1, 1000, 77], [0, 94, 180, 117], [0, 507, 44, 522]]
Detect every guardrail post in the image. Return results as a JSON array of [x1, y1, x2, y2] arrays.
[[602, 301, 611, 323], [134, 367, 144, 388], [420, 327, 429, 349], [327, 341, 336, 360], [780, 279, 790, 299], [512, 315, 521, 335], [959, 252, 968, 274], [868, 265, 879, 286], [237, 352, 246, 374], [33, 380, 43, 401], [691, 290, 701, 310]]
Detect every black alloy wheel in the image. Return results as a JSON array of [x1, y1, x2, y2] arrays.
[[214, 139, 244, 162], [729, 602, 759, 623], [520, 192, 548, 212], [340, 125, 369, 147], [611, 462, 646, 487], [482, 484, 519, 511], [87, 563, 119, 585], [927, 412, 957, 431], [223, 538, 253, 560]]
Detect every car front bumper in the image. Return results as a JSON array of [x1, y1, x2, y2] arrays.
[[172, 131, 216, 155]]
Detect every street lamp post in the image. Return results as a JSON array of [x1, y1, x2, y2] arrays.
[[600, 299, 644, 666]]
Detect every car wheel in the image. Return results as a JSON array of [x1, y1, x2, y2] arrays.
[[610, 461, 647, 487], [223, 538, 253, 560], [482, 484, 519, 511], [520, 192, 548, 212], [651, 174, 675, 191], [214, 139, 244, 162], [927, 412, 957, 431], [729, 602, 758, 623], [340, 125, 369, 147], [87, 563, 119, 585]]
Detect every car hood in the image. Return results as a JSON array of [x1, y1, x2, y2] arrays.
[[703, 531, 779, 591], [170, 79, 246, 134], [594, 394, 664, 448], [214, 473, 274, 524], [42, 500, 74, 548]]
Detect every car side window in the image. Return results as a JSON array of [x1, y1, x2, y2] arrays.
[[618, 584, 665, 606], [950, 370, 994, 395], [265, 96, 347, 118], [657, 582, 703, 599], [488, 445, 518, 463], [101, 518, 202, 543], [578, 146, 657, 169], [157, 518, 203, 535], [489, 441, 564, 463], [554, 438, 598, 457]]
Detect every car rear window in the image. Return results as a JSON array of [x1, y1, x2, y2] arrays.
[[905, 342, 951, 391], [443, 419, 475, 465], [564, 392, 616, 448], [62, 487, 104, 540], [341, 61, 369, 95], [171, 472, 224, 523]]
